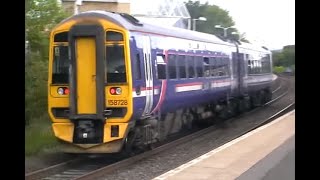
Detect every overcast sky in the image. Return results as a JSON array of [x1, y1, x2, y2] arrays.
[[200, 0, 295, 50]]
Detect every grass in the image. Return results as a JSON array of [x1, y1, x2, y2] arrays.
[[25, 114, 59, 156], [25, 52, 60, 157]]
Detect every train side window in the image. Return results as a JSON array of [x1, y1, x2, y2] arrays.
[[251, 60, 255, 74], [215, 58, 222, 76], [266, 55, 271, 73], [52, 46, 69, 84], [178, 55, 187, 79], [187, 56, 195, 78], [204, 57, 210, 77], [106, 45, 126, 83], [211, 57, 219, 76], [106, 31, 123, 41], [257, 60, 261, 74], [156, 54, 166, 79], [209, 57, 214, 77], [218, 58, 222, 76], [195, 56, 204, 77], [254, 60, 258, 74], [246, 54, 252, 74], [54, 32, 68, 42], [261, 56, 266, 73], [168, 54, 177, 79], [223, 57, 230, 76], [135, 53, 142, 80], [261, 55, 271, 74]]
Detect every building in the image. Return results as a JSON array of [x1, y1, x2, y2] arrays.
[[60, 0, 191, 29]]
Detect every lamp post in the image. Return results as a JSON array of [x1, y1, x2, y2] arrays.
[[192, 17, 207, 31], [231, 31, 240, 41], [74, 0, 83, 15], [231, 31, 249, 42], [214, 25, 235, 38]]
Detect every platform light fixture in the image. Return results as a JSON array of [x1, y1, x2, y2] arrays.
[[214, 25, 235, 38], [192, 17, 207, 31]]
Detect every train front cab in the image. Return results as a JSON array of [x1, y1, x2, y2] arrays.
[[48, 17, 133, 153]]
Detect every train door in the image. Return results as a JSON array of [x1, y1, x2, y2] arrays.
[[68, 25, 105, 144], [75, 37, 97, 114], [231, 52, 245, 96], [237, 52, 246, 95], [242, 54, 248, 94], [142, 36, 154, 116], [69, 25, 105, 120]]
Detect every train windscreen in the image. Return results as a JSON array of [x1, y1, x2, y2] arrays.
[[106, 45, 126, 83], [52, 46, 69, 84]]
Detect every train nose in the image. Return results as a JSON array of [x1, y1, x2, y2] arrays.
[[73, 120, 104, 144]]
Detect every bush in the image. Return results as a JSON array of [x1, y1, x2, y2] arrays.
[[273, 66, 285, 74], [25, 115, 58, 156], [25, 52, 59, 156], [25, 52, 48, 126]]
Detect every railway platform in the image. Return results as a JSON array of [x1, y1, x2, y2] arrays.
[[153, 110, 295, 180]]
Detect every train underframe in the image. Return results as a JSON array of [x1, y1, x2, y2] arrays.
[[123, 87, 272, 154]]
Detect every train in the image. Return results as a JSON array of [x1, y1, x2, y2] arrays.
[[48, 11, 273, 153]]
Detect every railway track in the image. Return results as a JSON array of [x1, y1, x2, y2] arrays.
[[25, 75, 294, 180]]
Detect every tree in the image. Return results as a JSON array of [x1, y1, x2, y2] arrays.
[[272, 45, 295, 68], [26, 0, 70, 57], [281, 45, 295, 67], [272, 51, 284, 66], [185, 0, 249, 42], [25, 0, 70, 126]]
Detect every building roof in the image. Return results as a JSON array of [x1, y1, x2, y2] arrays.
[[57, 11, 230, 46], [131, 0, 190, 19]]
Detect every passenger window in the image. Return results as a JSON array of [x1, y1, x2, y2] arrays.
[[156, 55, 166, 79], [106, 31, 123, 41], [263, 55, 271, 73], [187, 56, 195, 78], [203, 57, 210, 77], [195, 56, 203, 77], [52, 46, 69, 84], [106, 45, 126, 83], [54, 32, 68, 42], [211, 57, 218, 76], [135, 53, 142, 80], [178, 55, 187, 79], [222, 58, 229, 76], [168, 55, 177, 79], [248, 60, 252, 74]]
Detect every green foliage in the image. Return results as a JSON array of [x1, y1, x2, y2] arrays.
[[25, 0, 69, 156], [272, 51, 283, 66], [25, 115, 58, 156], [273, 66, 285, 74], [26, 0, 70, 55], [281, 45, 295, 67], [25, 52, 48, 126], [25, 0, 70, 126], [185, 0, 249, 42], [272, 45, 295, 68]]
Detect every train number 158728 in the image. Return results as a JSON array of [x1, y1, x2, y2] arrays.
[[108, 100, 128, 106]]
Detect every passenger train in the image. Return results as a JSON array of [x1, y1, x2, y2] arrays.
[[48, 11, 273, 153]]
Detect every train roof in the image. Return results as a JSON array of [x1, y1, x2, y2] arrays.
[[238, 41, 271, 54], [57, 11, 232, 46]]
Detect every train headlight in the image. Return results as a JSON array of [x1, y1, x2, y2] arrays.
[[116, 87, 122, 95], [57, 87, 69, 95], [110, 87, 122, 95], [57, 87, 64, 95]]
